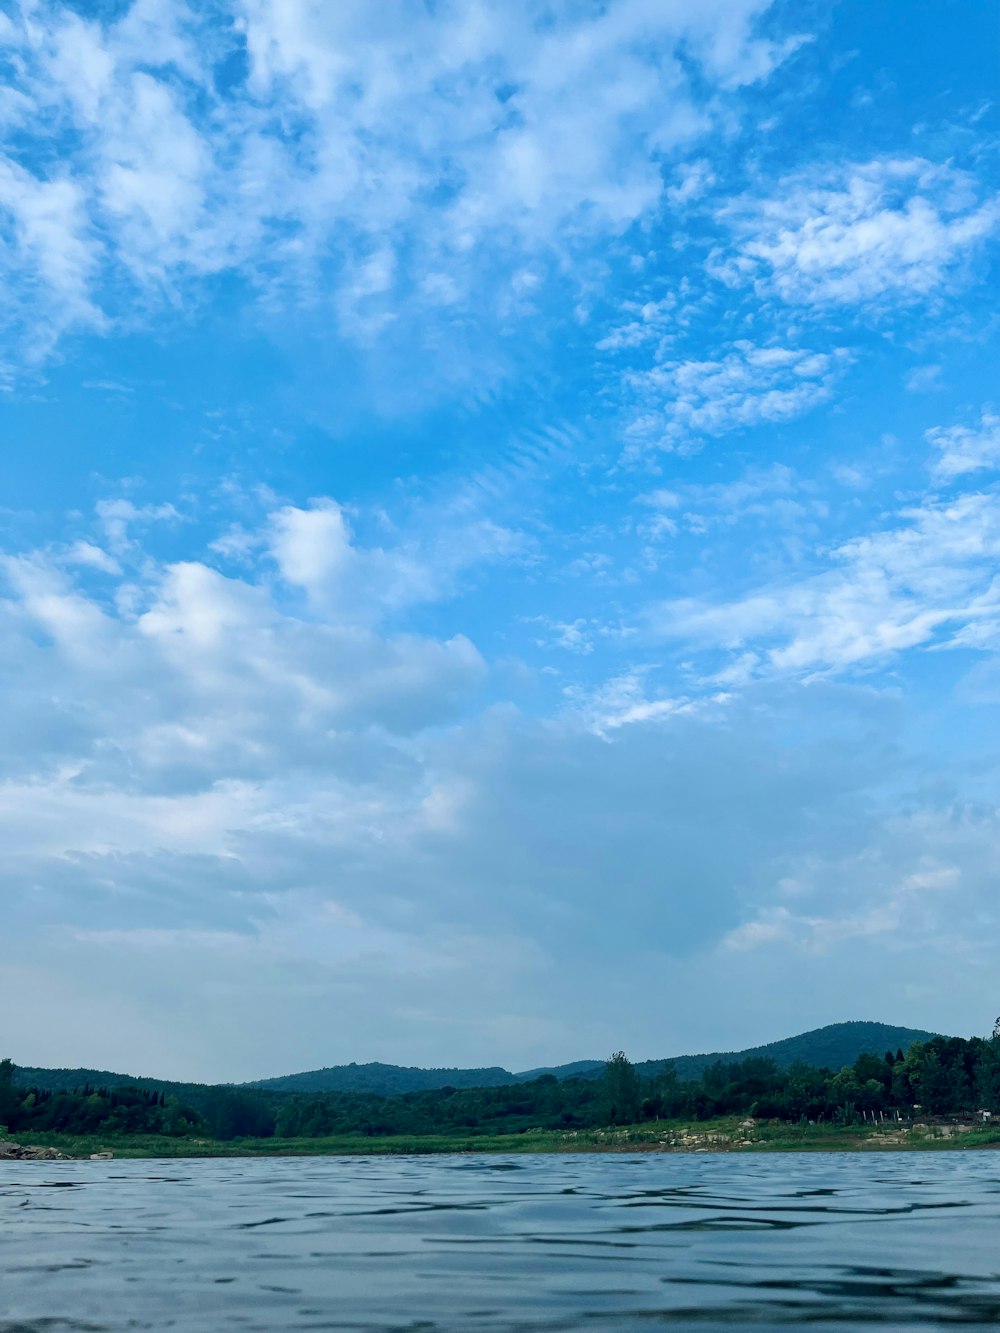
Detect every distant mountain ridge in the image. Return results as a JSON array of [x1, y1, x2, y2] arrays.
[[14, 1022, 940, 1098], [246, 1062, 517, 1095], [245, 1022, 940, 1093], [625, 1021, 941, 1085], [514, 1059, 607, 1082]]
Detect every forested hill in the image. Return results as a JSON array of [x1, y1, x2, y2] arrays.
[[514, 1060, 605, 1082], [12, 1066, 206, 1099], [627, 1022, 941, 1084], [6, 1029, 994, 1145], [246, 1063, 516, 1095], [244, 1022, 939, 1094], [15, 1022, 939, 1098]]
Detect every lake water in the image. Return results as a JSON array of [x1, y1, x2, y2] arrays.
[[3, 1151, 1000, 1330]]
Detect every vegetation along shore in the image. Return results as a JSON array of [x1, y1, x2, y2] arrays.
[[6, 1118, 1000, 1161], [4, 1022, 1000, 1159]]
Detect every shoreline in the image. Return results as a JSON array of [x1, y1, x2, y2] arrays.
[[7, 1118, 1000, 1160]]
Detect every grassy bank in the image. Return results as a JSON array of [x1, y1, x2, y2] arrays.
[[8, 1116, 1000, 1159]]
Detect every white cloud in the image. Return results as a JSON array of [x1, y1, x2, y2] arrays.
[[905, 364, 942, 393], [0, 155, 105, 360], [665, 158, 716, 205], [265, 498, 523, 623], [723, 835, 972, 959], [565, 669, 724, 734], [527, 616, 596, 656], [0, 495, 493, 813], [595, 292, 680, 353], [266, 501, 436, 621], [61, 541, 121, 575], [714, 158, 998, 308], [0, 0, 796, 368], [4, 494, 1000, 1072], [96, 498, 180, 553], [638, 463, 822, 537], [928, 410, 1000, 479], [622, 341, 848, 452], [652, 489, 1000, 674]]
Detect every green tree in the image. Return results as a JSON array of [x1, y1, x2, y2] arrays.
[[203, 1089, 276, 1140], [603, 1051, 640, 1125], [828, 1067, 863, 1121], [0, 1057, 18, 1133], [976, 1036, 1000, 1112], [910, 1048, 952, 1113], [853, 1053, 884, 1085]]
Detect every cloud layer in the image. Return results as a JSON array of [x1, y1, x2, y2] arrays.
[[1, 0, 999, 1077], [1, 0, 795, 368]]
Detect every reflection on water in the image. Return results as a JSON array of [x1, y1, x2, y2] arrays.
[[3, 1151, 1000, 1330]]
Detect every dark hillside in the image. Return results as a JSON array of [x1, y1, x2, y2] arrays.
[[15, 1022, 941, 1101], [632, 1021, 940, 1083], [14, 1066, 202, 1096], [246, 1062, 516, 1095], [6, 1029, 993, 1145], [514, 1060, 605, 1082], [237, 1023, 941, 1093]]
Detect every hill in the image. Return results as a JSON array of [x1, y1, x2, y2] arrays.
[[13, 1022, 940, 1100], [513, 1060, 605, 1082], [12, 1066, 202, 1096], [228, 1022, 944, 1094], [245, 1062, 516, 1095], [627, 1021, 941, 1084]]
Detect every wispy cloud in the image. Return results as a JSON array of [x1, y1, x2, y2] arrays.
[[928, 410, 1000, 479], [622, 341, 849, 453], [713, 158, 998, 309], [565, 668, 728, 735], [0, 0, 794, 372], [0, 155, 105, 365], [638, 464, 823, 538], [651, 488, 1000, 674], [723, 863, 961, 954]]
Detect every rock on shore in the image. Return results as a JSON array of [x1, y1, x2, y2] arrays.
[[0, 1139, 65, 1160]]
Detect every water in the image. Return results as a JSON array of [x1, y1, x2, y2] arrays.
[[3, 1152, 1000, 1331]]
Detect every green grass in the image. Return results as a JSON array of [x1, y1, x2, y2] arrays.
[[7, 1128, 579, 1159], [10, 1118, 1000, 1160], [746, 1120, 1000, 1152]]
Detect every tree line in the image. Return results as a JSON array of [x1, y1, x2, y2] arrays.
[[3, 1033, 1000, 1143]]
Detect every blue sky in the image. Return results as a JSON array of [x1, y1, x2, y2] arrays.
[[1, 0, 999, 1081]]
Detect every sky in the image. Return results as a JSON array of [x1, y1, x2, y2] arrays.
[[1, 0, 999, 1083]]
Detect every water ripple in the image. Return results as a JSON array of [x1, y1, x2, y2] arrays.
[[3, 1152, 1000, 1330]]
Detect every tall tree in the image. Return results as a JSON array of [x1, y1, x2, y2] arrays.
[[0, 1058, 18, 1131], [603, 1051, 640, 1125]]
